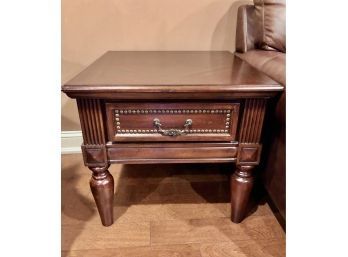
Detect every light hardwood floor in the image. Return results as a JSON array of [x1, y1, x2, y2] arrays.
[[62, 154, 285, 257]]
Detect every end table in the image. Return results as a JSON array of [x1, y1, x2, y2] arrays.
[[62, 51, 283, 226]]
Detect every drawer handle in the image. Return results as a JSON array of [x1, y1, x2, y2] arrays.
[[153, 118, 192, 137]]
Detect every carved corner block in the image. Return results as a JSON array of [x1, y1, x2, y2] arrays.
[[81, 145, 108, 167], [237, 143, 262, 165]]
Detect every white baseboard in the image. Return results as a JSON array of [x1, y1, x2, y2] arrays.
[[61, 131, 83, 154]]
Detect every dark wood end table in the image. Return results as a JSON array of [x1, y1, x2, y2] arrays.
[[62, 51, 283, 226]]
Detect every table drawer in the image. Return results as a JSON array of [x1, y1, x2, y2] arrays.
[[106, 102, 240, 142]]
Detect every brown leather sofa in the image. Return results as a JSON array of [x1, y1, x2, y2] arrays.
[[235, 0, 286, 223]]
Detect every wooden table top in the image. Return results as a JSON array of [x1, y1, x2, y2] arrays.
[[62, 51, 283, 98]]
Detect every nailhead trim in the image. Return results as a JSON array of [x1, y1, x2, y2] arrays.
[[114, 108, 234, 134]]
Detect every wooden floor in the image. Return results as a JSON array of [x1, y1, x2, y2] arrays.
[[62, 154, 285, 257]]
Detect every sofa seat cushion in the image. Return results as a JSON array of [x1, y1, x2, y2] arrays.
[[236, 50, 285, 86]]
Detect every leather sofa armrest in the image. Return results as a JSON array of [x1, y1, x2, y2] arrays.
[[235, 5, 262, 53]]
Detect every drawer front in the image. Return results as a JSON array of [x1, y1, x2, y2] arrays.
[[106, 102, 240, 142]]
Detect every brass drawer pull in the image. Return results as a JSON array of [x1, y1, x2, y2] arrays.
[[153, 118, 192, 137]]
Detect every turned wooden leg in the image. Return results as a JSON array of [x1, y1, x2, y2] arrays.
[[89, 165, 114, 226], [231, 165, 255, 223]]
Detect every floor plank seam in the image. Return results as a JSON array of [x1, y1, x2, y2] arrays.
[[149, 220, 152, 246], [150, 237, 284, 247], [62, 243, 201, 252]]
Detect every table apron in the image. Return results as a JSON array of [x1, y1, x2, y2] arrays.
[[106, 144, 238, 164]]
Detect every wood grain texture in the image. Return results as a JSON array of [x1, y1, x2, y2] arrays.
[[62, 51, 283, 99], [64, 51, 280, 87], [62, 244, 202, 257], [62, 221, 150, 250], [62, 239, 285, 257], [151, 216, 284, 245], [199, 240, 285, 257], [62, 154, 285, 256], [106, 142, 238, 164], [62, 240, 285, 257], [108, 146, 237, 161]]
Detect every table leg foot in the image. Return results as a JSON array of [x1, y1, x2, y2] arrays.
[[89, 165, 114, 226], [230, 165, 254, 223]]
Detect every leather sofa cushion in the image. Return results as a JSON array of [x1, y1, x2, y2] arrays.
[[254, 0, 286, 53], [236, 50, 285, 86]]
